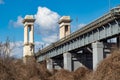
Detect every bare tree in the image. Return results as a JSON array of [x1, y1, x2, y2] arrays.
[[0, 37, 16, 59]]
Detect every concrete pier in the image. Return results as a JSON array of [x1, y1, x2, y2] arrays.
[[92, 42, 104, 70], [63, 52, 72, 71], [46, 59, 53, 71], [117, 36, 120, 48]]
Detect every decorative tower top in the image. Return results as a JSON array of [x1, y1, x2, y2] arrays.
[[23, 15, 35, 25], [58, 16, 71, 39], [58, 16, 71, 24]]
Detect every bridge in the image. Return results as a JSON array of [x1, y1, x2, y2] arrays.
[[33, 6, 120, 71], [35, 6, 120, 71]]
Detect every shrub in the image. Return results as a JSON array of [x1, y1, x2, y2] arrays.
[[47, 69, 74, 80], [92, 49, 120, 80], [73, 67, 92, 80]]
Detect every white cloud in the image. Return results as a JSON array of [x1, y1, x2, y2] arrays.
[[34, 6, 60, 35], [34, 6, 60, 46], [42, 34, 58, 44], [10, 16, 23, 28], [0, 0, 4, 4]]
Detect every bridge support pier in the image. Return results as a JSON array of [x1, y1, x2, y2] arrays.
[[63, 52, 72, 71], [117, 36, 120, 48], [92, 42, 104, 70], [46, 59, 53, 71]]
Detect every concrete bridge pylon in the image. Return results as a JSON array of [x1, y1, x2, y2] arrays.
[[22, 15, 35, 63]]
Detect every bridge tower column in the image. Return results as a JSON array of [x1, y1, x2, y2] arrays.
[[92, 42, 104, 70], [58, 16, 71, 39], [22, 15, 35, 63], [46, 59, 53, 71], [63, 52, 72, 71]]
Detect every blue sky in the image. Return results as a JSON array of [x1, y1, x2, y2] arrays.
[[0, 0, 120, 58]]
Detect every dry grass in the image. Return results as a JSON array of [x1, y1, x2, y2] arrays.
[[0, 56, 52, 80], [47, 69, 74, 80], [92, 49, 120, 80], [73, 67, 92, 80], [1, 49, 120, 80]]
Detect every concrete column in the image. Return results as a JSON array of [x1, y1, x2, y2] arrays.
[[92, 42, 104, 70], [117, 36, 120, 48], [46, 59, 53, 71], [63, 52, 72, 71], [30, 25, 34, 43], [24, 26, 28, 44]]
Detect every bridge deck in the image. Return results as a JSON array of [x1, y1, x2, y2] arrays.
[[36, 6, 120, 61]]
